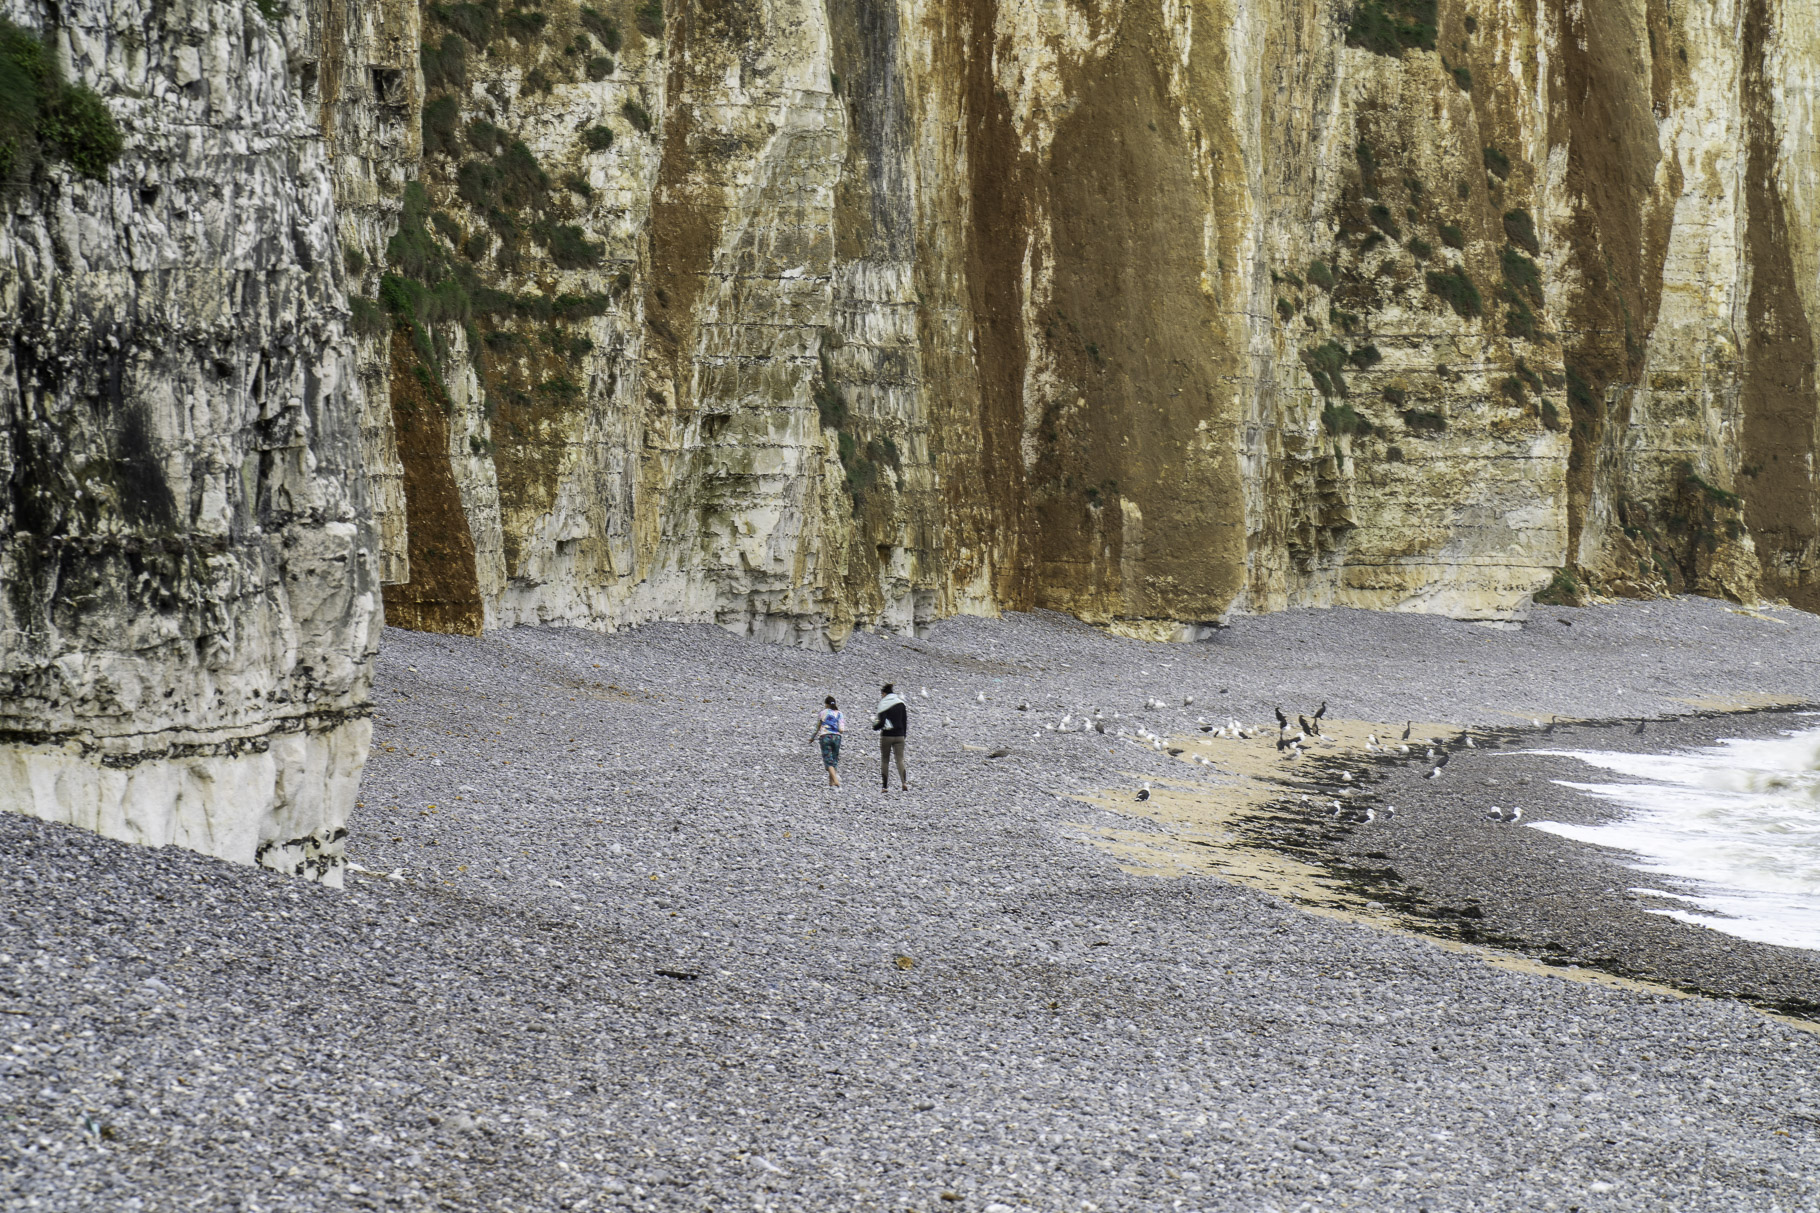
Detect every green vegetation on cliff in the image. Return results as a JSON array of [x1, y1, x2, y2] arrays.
[[0, 19, 124, 185], [1344, 0, 1437, 56]]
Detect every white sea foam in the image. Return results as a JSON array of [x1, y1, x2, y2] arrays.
[[1516, 723, 1820, 951]]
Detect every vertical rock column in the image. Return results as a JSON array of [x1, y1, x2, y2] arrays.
[[0, 0, 379, 884]]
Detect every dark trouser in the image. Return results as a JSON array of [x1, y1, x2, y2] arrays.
[[879, 736, 906, 787]]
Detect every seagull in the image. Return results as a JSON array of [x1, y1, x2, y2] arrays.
[[1017, 701, 1029, 711], [1401, 721, 1413, 741], [1183, 696, 1194, 707], [920, 686, 930, 698], [1093, 719, 1106, 734], [1366, 734, 1380, 751], [1135, 782, 1151, 803], [1330, 800, 1344, 816], [1426, 751, 1450, 779], [1340, 771, 1353, 782], [1464, 734, 1476, 748], [1397, 744, 1410, 754], [1484, 806, 1505, 821], [976, 691, 986, 703], [1383, 805, 1397, 820], [1060, 714, 1073, 731], [1485, 806, 1524, 823], [1508, 807, 1523, 822]]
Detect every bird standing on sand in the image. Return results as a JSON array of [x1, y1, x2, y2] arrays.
[[1136, 782, 1152, 803], [1401, 721, 1413, 741], [1275, 706, 1290, 731]]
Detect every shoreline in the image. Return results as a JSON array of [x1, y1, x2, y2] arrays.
[[1090, 704, 1820, 1026]]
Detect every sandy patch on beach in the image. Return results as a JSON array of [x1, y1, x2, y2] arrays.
[[1073, 716, 1820, 1029], [1071, 715, 1456, 910]]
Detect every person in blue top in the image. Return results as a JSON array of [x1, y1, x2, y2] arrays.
[[810, 695, 844, 788]]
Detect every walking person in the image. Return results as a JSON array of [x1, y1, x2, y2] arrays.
[[872, 683, 908, 792], [811, 696, 844, 788]]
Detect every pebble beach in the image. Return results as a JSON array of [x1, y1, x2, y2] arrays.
[[7, 598, 1820, 1211]]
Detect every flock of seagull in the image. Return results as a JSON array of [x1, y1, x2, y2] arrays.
[[1111, 698, 1534, 829], [928, 683, 1545, 829]]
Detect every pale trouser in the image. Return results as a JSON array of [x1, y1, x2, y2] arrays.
[[879, 736, 907, 787]]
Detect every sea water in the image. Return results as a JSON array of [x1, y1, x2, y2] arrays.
[[1519, 720, 1820, 951]]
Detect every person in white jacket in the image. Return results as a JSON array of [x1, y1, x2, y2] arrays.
[[871, 684, 908, 791]]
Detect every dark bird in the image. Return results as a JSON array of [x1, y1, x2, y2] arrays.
[[1166, 747, 1185, 757], [1544, 715, 1557, 735], [1634, 719, 1647, 735], [1275, 706, 1289, 730], [1558, 617, 1573, 626], [1199, 724, 1215, 733], [1401, 721, 1413, 741], [1135, 782, 1151, 802], [1298, 714, 1316, 737], [1313, 701, 1328, 722]]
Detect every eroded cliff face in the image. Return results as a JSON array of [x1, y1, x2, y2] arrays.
[[0, 0, 378, 882], [352, 0, 1820, 643]]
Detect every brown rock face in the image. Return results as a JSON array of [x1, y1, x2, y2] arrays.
[[335, 0, 1819, 642]]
